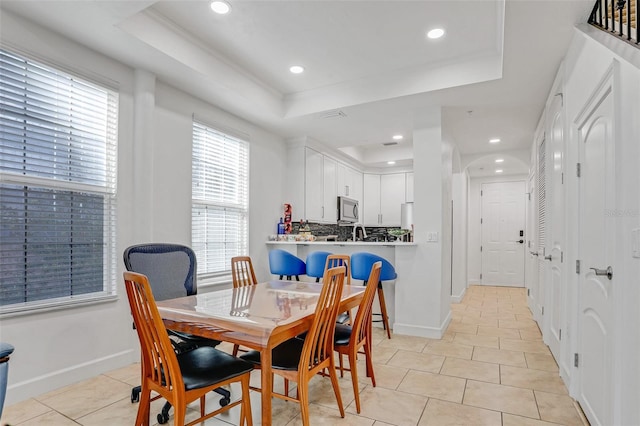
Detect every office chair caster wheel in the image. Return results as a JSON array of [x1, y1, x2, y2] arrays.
[[157, 412, 169, 424], [131, 388, 140, 403], [220, 397, 230, 407]]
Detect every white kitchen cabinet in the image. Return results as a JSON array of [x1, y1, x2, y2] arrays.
[[363, 174, 381, 226], [304, 148, 323, 222], [304, 147, 337, 223], [337, 163, 363, 206], [380, 173, 406, 225], [323, 156, 337, 222], [363, 173, 406, 226], [405, 172, 414, 203]]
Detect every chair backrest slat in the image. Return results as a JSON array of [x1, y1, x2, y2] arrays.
[[124, 271, 183, 395], [301, 266, 345, 371], [352, 262, 382, 343]]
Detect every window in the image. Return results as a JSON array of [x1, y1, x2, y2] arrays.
[[0, 49, 118, 314], [192, 121, 249, 277]]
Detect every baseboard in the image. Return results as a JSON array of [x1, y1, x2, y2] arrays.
[[394, 311, 451, 339], [6, 349, 136, 405], [450, 286, 467, 303], [468, 279, 480, 286]]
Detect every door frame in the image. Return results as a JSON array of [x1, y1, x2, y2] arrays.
[[572, 61, 619, 426]]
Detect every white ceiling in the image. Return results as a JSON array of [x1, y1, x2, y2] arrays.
[[0, 0, 594, 175]]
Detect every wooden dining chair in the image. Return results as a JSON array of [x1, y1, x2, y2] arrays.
[[124, 271, 254, 426], [334, 261, 381, 414], [231, 256, 258, 288], [325, 254, 351, 285], [239, 266, 347, 426], [325, 254, 352, 324], [231, 256, 258, 356]]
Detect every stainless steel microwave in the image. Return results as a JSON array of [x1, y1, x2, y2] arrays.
[[337, 196, 359, 223]]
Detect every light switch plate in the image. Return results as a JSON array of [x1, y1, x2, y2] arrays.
[[427, 232, 439, 242], [633, 228, 640, 258]]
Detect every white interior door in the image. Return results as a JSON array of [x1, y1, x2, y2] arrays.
[[481, 181, 526, 286], [535, 137, 547, 323], [545, 94, 565, 364], [576, 71, 616, 426]]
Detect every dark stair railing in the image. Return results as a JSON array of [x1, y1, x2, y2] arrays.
[[589, 0, 638, 47]]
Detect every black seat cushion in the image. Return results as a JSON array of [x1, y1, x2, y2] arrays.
[[177, 346, 253, 391], [239, 337, 304, 371], [336, 312, 350, 324], [333, 324, 352, 346]]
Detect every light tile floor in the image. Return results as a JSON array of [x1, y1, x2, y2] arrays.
[[1, 286, 589, 425]]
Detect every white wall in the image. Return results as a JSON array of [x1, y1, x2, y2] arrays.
[[466, 174, 528, 285], [0, 11, 287, 404]]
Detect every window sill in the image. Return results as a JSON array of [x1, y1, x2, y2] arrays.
[[0, 294, 119, 319]]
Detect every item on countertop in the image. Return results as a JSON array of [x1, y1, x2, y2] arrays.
[[387, 228, 409, 238], [299, 220, 312, 236], [277, 217, 285, 235], [284, 203, 292, 234]]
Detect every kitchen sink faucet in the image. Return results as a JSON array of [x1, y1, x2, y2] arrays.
[[352, 224, 367, 242]]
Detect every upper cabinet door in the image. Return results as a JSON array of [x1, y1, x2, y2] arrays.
[[304, 148, 324, 222], [348, 167, 363, 207], [336, 163, 348, 197], [380, 173, 406, 226], [337, 163, 363, 205], [406, 172, 414, 203], [363, 174, 381, 226], [323, 156, 337, 223]]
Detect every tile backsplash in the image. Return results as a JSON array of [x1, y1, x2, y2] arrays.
[[289, 221, 402, 242]]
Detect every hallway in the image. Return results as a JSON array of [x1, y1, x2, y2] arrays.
[[1, 286, 589, 425]]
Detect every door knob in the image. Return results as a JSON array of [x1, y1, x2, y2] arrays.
[[515, 240, 524, 244], [530, 251, 539, 256], [544, 255, 552, 261], [589, 266, 613, 280]]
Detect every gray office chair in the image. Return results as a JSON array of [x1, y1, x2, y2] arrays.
[[123, 243, 231, 424]]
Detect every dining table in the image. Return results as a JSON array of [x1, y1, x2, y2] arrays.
[[156, 279, 365, 425]]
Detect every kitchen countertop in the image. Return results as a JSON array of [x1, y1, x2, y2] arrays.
[[266, 240, 416, 246]]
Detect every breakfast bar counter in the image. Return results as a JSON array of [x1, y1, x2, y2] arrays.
[[266, 240, 417, 332]]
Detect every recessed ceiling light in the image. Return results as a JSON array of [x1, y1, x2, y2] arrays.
[[495, 158, 504, 163], [210, 1, 231, 14], [495, 169, 504, 174], [289, 65, 305, 74], [387, 161, 396, 165], [489, 138, 501, 144], [427, 28, 445, 39], [392, 134, 403, 140]]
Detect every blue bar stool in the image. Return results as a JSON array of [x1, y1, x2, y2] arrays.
[[0, 342, 15, 420], [351, 252, 396, 339], [269, 249, 306, 281], [305, 251, 332, 282]]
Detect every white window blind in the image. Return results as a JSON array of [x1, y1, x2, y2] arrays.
[[0, 49, 118, 314], [192, 121, 249, 277]]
